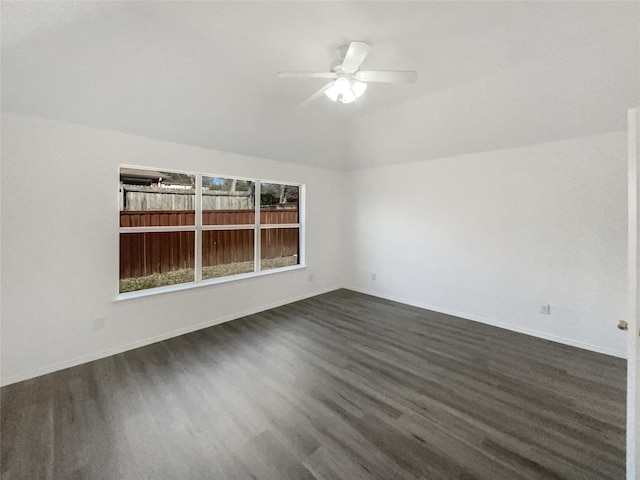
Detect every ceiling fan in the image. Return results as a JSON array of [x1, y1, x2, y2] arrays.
[[277, 41, 418, 104]]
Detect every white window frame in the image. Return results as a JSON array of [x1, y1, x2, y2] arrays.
[[117, 165, 305, 300]]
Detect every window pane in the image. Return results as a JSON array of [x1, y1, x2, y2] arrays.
[[202, 229, 255, 279], [260, 227, 299, 270], [119, 231, 195, 293], [260, 182, 299, 224], [120, 167, 195, 226], [202, 176, 255, 225]]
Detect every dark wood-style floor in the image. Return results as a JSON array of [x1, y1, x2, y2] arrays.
[[1, 289, 626, 480]]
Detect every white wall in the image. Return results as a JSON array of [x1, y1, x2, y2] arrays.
[[0, 113, 629, 385], [0, 113, 346, 385], [345, 132, 628, 357]]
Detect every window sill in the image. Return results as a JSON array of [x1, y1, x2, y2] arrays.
[[114, 264, 307, 303]]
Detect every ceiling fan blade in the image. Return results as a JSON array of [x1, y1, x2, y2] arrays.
[[277, 72, 338, 79], [299, 82, 334, 108], [355, 70, 418, 84], [341, 41, 371, 73]]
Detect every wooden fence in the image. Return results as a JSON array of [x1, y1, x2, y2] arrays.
[[120, 209, 298, 278], [120, 185, 253, 211]]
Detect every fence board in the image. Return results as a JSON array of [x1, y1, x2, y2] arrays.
[[120, 210, 296, 279], [260, 227, 298, 259], [120, 209, 298, 278]]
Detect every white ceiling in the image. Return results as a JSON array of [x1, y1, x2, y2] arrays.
[[2, 1, 638, 170]]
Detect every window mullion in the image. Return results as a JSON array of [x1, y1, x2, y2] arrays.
[[299, 184, 306, 266], [258, 223, 300, 229], [119, 225, 196, 233], [255, 180, 261, 273], [195, 174, 203, 282]]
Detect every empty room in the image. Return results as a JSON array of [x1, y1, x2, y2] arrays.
[[1, 1, 639, 479]]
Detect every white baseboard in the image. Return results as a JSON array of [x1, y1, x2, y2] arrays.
[[0, 286, 341, 387], [345, 286, 626, 359]]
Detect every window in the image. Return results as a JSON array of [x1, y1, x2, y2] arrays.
[[119, 167, 303, 295]]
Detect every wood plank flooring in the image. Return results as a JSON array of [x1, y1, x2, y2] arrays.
[[1, 289, 626, 479]]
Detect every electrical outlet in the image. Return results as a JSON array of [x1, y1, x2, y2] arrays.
[[540, 304, 551, 315], [93, 317, 106, 330], [371, 273, 376, 281], [308, 273, 314, 282]]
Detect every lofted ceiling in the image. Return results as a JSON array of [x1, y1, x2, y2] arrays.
[[2, 1, 638, 170]]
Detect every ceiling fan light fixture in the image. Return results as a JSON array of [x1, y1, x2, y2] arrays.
[[324, 85, 339, 102], [351, 80, 367, 98], [340, 90, 357, 104], [334, 77, 351, 95], [324, 78, 367, 104]]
